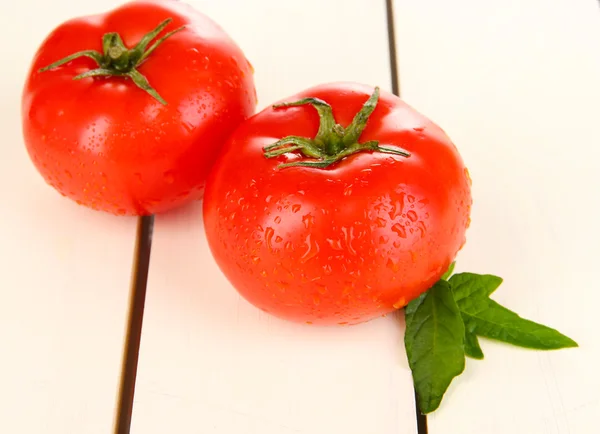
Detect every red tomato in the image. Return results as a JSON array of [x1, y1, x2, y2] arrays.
[[22, 0, 256, 215], [203, 83, 472, 325]]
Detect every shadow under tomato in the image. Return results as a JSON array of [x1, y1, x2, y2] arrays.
[[146, 199, 410, 366]]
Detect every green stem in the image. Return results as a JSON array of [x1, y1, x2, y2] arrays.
[[73, 68, 118, 80], [127, 69, 167, 105], [38, 18, 184, 105], [264, 87, 411, 169], [273, 98, 338, 150], [139, 26, 185, 64], [343, 88, 380, 144], [38, 50, 104, 72], [264, 136, 323, 159]]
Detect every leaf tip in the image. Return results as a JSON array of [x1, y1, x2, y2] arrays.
[[418, 396, 441, 415], [468, 352, 485, 360], [564, 337, 579, 348]]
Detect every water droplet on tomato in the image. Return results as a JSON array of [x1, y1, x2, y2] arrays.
[[251, 256, 261, 264], [379, 235, 389, 244], [417, 221, 426, 238], [291, 204, 301, 213], [64, 170, 72, 179], [389, 193, 405, 219], [393, 297, 407, 309], [407, 195, 415, 203], [343, 184, 353, 196], [392, 223, 407, 238], [300, 234, 320, 263], [464, 167, 472, 186], [275, 235, 283, 243], [302, 213, 314, 229], [265, 227, 275, 251], [260, 270, 268, 277], [323, 264, 333, 275], [386, 258, 400, 272], [407, 210, 418, 222], [313, 294, 321, 306], [375, 217, 387, 228], [274, 216, 282, 224], [327, 238, 343, 250]]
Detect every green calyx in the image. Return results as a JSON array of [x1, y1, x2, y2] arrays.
[[263, 87, 411, 169], [38, 18, 184, 105]]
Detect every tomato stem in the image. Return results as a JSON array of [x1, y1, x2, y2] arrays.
[[38, 18, 184, 105], [264, 87, 411, 168]]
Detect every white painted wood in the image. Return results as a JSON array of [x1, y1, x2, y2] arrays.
[[130, 1, 417, 433], [395, 0, 600, 432], [0, 1, 138, 433]]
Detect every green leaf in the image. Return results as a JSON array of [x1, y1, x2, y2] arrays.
[[450, 273, 578, 350], [449, 272, 502, 301], [464, 324, 484, 359], [440, 261, 456, 281], [404, 280, 465, 414], [462, 300, 578, 350]]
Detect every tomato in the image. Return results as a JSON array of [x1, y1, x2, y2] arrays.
[[22, 0, 256, 215], [203, 83, 472, 325]]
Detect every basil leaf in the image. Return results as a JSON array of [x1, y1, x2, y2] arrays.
[[461, 300, 578, 350], [450, 273, 578, 350], [449, 272, 502, 301], [440, 261, 456, 281], [405, 280, 465, 414], [464, 325, 484, 359]]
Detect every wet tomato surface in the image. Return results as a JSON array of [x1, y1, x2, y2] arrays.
[[203, 82, 472, 325], [22, 0, 256, 215]]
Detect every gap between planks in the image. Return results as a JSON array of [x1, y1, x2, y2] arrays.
[[385, 0, 427, 432], [113, 215, 154, 434]]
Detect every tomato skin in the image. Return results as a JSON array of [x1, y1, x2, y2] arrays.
[[22, 0, 256, 215], [203, 82, 472, 325]]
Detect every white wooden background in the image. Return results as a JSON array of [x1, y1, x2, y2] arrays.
[[1, 0, 598, 433]]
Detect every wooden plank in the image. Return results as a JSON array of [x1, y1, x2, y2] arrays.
[[0, 1, 138, 433], [394, 0, 600, 432], [130, 1, 418, 433]]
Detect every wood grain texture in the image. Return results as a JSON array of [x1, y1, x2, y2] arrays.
[[0, 1, 137, 433], [394, 0, 600, 432], [129, 1, 418, 433]]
